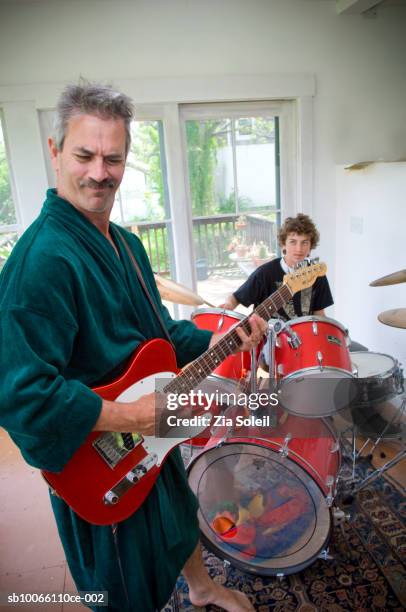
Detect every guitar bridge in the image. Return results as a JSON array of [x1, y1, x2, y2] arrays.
[[103, 453, 158, 505]]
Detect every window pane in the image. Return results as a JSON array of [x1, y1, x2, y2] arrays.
[[185, 113, 280, 305], [0, 115, 17, 225], [113, 120, 176, 313], [186, 119, 235, 216], [113, 121, 169, 225], [0, 232, 18, 271]]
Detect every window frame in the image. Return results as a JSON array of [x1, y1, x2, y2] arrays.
[[0, 109, 21, 234], [1, 75, 314, 316]]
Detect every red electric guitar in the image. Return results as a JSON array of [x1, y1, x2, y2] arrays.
[[42, 261, 326, 524]]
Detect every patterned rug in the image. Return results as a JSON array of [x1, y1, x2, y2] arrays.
[[163, 461, 406, 611]]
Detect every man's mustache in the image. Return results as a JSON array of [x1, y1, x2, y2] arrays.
[[79, 178, 116, 189]]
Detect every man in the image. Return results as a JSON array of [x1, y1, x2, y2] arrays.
[[0, 82, 265, 611], [223, 213, 333, 318]]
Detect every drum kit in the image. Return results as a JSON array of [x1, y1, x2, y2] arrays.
[[156, 268, 406, 577]]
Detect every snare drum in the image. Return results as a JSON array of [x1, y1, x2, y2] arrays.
[[192, 308, 255, 381], [188, 414, 340, 576], [275, 316, 354, 418]]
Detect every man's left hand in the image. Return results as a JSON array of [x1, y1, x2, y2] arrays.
[[209, 313, 267, 353]]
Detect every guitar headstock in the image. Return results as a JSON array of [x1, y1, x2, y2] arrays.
[[283, 261, 327, 295]]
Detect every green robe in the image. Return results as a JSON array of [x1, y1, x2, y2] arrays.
[[0, 189, 212, 611]]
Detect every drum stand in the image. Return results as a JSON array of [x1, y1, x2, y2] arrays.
[[337, 394, 406, 494], [260, 319, 285, 427]]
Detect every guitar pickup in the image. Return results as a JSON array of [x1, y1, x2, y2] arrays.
[[103, 453, 158, 505]]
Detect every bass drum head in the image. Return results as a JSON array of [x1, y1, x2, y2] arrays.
[[188, 441, 331, 576]]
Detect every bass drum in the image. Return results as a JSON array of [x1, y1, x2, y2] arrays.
[[188, 414, 340, 576]]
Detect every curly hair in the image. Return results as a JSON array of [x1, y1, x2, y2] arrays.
[[278, 214, 320, 250], [53, 79, 135, 154]]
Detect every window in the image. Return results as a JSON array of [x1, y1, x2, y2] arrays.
[[35, 89, 302, 316], [113, 120, 175, 279], [181, 101, 291, 304], [0, 113, 19, 270]]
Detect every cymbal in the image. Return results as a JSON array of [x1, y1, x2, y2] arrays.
[[370, 269, 406, 287], [154, 274, 215, 307], [378, 308, 406, 329]]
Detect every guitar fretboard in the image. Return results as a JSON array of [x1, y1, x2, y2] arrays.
[[164, 283, 292, 395]]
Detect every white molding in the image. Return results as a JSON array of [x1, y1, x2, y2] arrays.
[[162, 104, 196, 319], [0, 74, 316, 108], [1, 101, 48, 229], [296, 96, 313, 216], [336, 0, 383, 14]]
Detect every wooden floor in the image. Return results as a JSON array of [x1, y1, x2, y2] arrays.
[[0, 428, 83, 611]]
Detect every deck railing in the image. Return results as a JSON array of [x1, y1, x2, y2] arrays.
[[123, 213, 276, 275]]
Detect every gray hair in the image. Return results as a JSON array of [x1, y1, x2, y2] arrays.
[[53, 80, 135, 154]]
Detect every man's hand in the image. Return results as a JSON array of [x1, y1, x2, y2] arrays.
[[94, 392, 165, 436], [209, 313, 267, 353]]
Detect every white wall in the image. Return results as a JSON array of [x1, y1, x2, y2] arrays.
[[335, 162, 406, 367], [1, 0, 405, 330]]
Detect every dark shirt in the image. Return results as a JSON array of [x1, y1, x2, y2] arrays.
[[234, 257, 333, 320]]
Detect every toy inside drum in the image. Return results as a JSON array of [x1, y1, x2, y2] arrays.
[[188, 415, 340, 576], [275, 316, 356, 418]]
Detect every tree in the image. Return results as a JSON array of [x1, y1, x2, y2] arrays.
[[186, 119, 227, 217], [124, 121, 166, 222]]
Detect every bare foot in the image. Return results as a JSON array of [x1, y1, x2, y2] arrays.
[[189, 582, 255, 611]]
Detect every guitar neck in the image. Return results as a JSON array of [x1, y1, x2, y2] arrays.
[[165, 283, 292, 395]]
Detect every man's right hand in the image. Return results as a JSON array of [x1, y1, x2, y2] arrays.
[[93, 392, 165, 436]]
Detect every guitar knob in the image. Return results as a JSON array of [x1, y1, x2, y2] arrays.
[[104, 490, 119, 505]]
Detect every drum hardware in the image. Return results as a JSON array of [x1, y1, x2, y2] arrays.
[[279, 433, 292, 458], [355, 396, 406, 461], [318, 548, 333, 561], [325, 475, 336, 507], [332, 507, 350, 525], [312, 321, 318, 335], [284, 324, 302, 349], [317, 351, 324, 370], [216, 310, 226, 332], [350, 446, 406, 494], [250, 347, 258, 394]]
